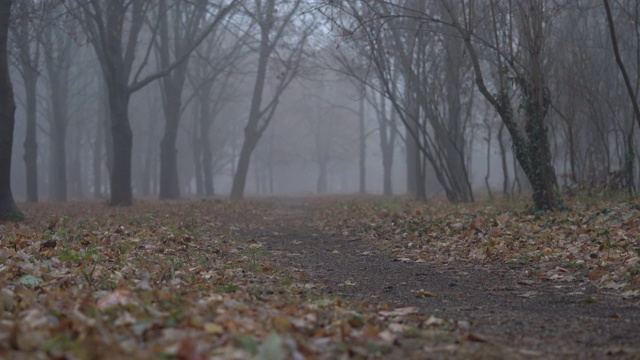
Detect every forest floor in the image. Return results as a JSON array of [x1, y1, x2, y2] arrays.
[[0, 195, 639, 359]]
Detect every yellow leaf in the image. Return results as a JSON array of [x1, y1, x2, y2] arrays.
[[204, 322, 224, 334], [272, 315, 292, 332]]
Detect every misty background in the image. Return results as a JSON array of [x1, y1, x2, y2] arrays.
[[5, 0, 640, 205]]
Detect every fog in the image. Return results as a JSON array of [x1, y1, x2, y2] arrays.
[[3, 0, 639, 208]]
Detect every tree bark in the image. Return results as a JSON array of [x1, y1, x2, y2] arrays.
[[107, 84, 133, 206], [14, 2, 39, 203], [229, 0, 305, 200], [93, 110, 103, 198], [231, 129, 258, 200], [358, 96, 366, 194], [317, 160, 328, 194], [0, 0, 21, 220], [230, 12, 271, 200], [22, 71, 38, 202]]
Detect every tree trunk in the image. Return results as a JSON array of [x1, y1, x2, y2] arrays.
[[317, 160, 328, 194], [202, 133, 214, 196], [158, 77, 185, 200], [49, 125, 67, 202], [192, 119, 203, 196], [378, 94, 395, 196], [358, 96, 366, 194], [93, 114, 103, 198], [108, 85, 133, 206], [22, 70, 38, 202], [0, 0, 21, 220], [229, 8, 272, 201], [48, 78, 69, 202], [406, 123, 418, 196], [198, 86, 215, 197], [159, 114, 180, 199], [231, 129, 258, 200]]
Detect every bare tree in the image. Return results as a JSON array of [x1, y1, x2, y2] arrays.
[[187, 19, 248, 197], [154, 0, 234, 200], [10, 0, 42, 203], [41, 9, 76, 202], [441, 0, 561, 210], [603, 0, 638, 193], [329, 1, 475, 202], [229, 0, 314, 200], [71, 0, 236, 205]]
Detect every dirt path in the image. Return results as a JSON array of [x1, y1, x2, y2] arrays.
[[254, 199, 640, 359]]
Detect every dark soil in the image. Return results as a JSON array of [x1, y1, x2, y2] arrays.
[[254, 198, 640, 359]]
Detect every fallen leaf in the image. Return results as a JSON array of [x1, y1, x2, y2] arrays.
[[379, 307, 419, 317], [204, 322, 224, 334], [413, 289, 437, 298], [425, 315, 445, 327], [466, 332, 489, 343], [97, 289, 136, 310], [517, 291, 539, 298]]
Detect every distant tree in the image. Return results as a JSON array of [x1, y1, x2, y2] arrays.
[[229, 0, 314, 200], [41, 7, 76, 202], [187, 20, 249, 197], [10, 0, 41, 203], [72, 0, 236, 205], [154, 0, 234, 200], [0, 0, 22, 221]]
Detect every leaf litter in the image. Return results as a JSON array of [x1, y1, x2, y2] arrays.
[[317, 197, 640, 297], [0, 197, 638, 359]]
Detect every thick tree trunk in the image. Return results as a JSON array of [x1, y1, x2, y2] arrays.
[[0, 0, 21, 220], [159, 119, 180, 199], [108, 86, 133, 206], [158, 77, 185, 200]]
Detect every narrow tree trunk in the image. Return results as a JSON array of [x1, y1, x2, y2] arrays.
[[229, 14, 271, 200], [202, 134, 214, 196], [23, 72, 38, 202], [192, 120, 203, 196], [49, 127, 67, 202], [231, 130, 258, 200], [378, 96, 395, 196], [358, 96, 366, 194], [317, 160, 328, 194], [497, 123, 509, 197], [382, 147, 393, 195], [93, 116, 103, 198], [406, 124, 418, 196], [198, 88, 215, 197]]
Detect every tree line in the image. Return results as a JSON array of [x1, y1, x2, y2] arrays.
[[1, 0, 639, 220]]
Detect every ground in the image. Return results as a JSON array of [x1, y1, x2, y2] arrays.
[[0, 196, 638, 359]]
